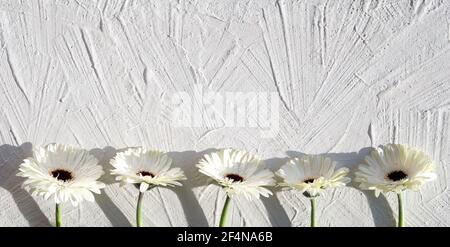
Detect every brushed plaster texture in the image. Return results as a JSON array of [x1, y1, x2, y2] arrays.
[[0, 0, 449, 227]]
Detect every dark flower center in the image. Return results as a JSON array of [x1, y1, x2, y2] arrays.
[[51, 169, 73, 182], [387, 170, 408, 181], [138, 171, 154, 177], [304, 178, 315, 184], [225, 174, 244, 182]]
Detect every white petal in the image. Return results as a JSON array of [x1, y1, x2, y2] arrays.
[[139, 182, 149, 192]]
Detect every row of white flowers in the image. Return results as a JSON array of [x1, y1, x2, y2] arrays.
[[17, 144, 436, 227]]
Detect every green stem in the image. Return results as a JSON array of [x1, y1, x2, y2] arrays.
[[397, 192, 404, 227], [219, 195, 231, 227], [310, 198, 316, 227], [136, 191, 144, 227], [55, 203, 62, 227]]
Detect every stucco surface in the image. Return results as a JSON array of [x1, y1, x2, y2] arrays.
[[0, 0, 449, 227]]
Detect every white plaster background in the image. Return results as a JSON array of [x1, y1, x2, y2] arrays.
[[0, 0, 449, 227]]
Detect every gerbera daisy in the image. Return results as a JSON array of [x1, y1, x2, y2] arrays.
[[17, 144, 105, 227], [355, 144, 436, 227], [276, 154, 350, 227], [110, 147, 186, 227], [196, 148, 275, 226]]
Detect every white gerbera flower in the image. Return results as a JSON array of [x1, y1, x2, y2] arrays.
[[355, 144, 437, 227], [110, 147, 186, 192], [276, 154, 350, 227], [197, 148, 275, 227], [197, 149, 275, 200], [276, 155, 350, 197], [355, 144, 437, 197], [110, 147, 186, 227], [17, 144, 105, 207]]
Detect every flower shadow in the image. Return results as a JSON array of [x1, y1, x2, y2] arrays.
[[260, 156, 291, 226], [89, 146, 132, 227], [167, 149, 218, 227], [0, 143, 51, 226], [286, 148, 396, 227], [350, 148, 396, 227]]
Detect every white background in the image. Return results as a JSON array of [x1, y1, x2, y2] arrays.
[[0, 0, 449, 227]]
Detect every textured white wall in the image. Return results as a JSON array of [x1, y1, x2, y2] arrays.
[[0, 0, 449, 227]]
